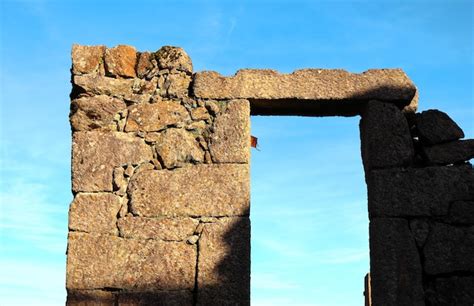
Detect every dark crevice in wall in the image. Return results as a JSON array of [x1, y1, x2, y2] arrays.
[[192, 239, 200, 306]]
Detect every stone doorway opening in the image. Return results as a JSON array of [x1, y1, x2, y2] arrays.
[[250, 115, 369, 305], [67, 45, 474, 305]]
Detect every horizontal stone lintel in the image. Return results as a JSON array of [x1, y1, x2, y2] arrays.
[[193, 69, 418, 115]]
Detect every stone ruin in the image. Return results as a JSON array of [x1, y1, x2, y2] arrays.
[[66, 44, 474, 305]]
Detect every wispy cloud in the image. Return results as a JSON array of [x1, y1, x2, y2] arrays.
[[0, 178, 68, 254], [252, 272, 299, 290]]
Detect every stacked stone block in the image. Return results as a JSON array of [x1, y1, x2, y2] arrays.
[[361, 103, 474, 305], [67, 45, 250, 305]]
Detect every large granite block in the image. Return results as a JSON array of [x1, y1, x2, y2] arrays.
[[193, 69, 417, 115], [72, 131, 153, 192], [360, 100, 414, 170], [66, 233, 196, 291], [415, 110, 464, 145], [423, 222, 474, 275], [69, 193, 122, 234], [368, 165, 474, 217], [128, 164, 249, 217], [70, 95, 126, 131], [197, 217, 250, 305], [209, 99, 250, 163], [425, 276, 474, 305], [369, 218, 424, 306], [422, 139, 474, 165]]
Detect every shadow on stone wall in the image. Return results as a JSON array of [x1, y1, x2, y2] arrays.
[[67, 209, 251, 306], [249, 84, 416, 116]]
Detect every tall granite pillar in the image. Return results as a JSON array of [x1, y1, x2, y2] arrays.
[[66, 45, 251, 305]]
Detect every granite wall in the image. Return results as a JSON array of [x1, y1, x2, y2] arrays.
[[67, 44, 474, 305], [67, 45, 250, 305]]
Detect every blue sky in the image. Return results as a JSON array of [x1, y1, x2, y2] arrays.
[[0, 0, 472, 305]]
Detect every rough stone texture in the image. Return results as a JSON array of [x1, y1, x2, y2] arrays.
[[155, 46, 193, 73], [409, 219, 430, 248], [69, 193, 122, 234], [117, 291, 193, 306], [125, 101, 190, 132], [67, 232, 196, 290], [164, 72, 192, 98], [154, 128, 204, 168], [423, 222, 474, 275], [66, 289, 115, 306], [71, 44, 105, 75], [117, 216, 198, 240], [193, 69, 417, 115], [73, 75, 156, 103], [368, 165, 474, 218], [104, 45, 137, 78], [402, 87, 418, 114], [210, 99, 250, 164], [66, 289, 194, 306], [136, 51, 159, 79], [360, 100, 414, 171], [425, 276, 474, 305], [128, 164, 249, 217], [415, 109, 465, 145], [444, 201, 474, 224], [422, 139, 474, 165], [369, 218, 424, 306], [197, 217, 250, 305], [70, 95, 127, 131], [72, 131, 153, 192], [190, 107, 210, 121]]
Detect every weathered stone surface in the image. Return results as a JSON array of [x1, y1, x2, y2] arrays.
[[69, 193, 122, 234], [193, 69, 417, 115], [71, 44, 105, 75], [425, 276, 474, 305], [117, 216, 198, 240], [70, 95, 126, 131], [66, 289, 115, 306], [409, 219, 430, 248], [444, 201, 474, 224], [66, 232, 196, 290], [73, 75, 156, 103], [72, 131, 153, 192], [125, 101, 189, 132], [136, 51, 159, 79], [105, 45, 137, 78], [190, 107, 210, 121], [369, 218, 424, 306], [423, 222, 474, 275], [368, 165, 474, 217], [128, 164, 250, 217], [117, 291, 193, 306], [423, 139, 474, 165], [198, 217, 250, 305], [402, 87, 418, 114], [360, 100, 414, 170], [155, 46, 193, 73], [210, 99, 250, 163], [164, 72, 192, 98], [154, 128, 204, 168], [415, 109, 464, 145]]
